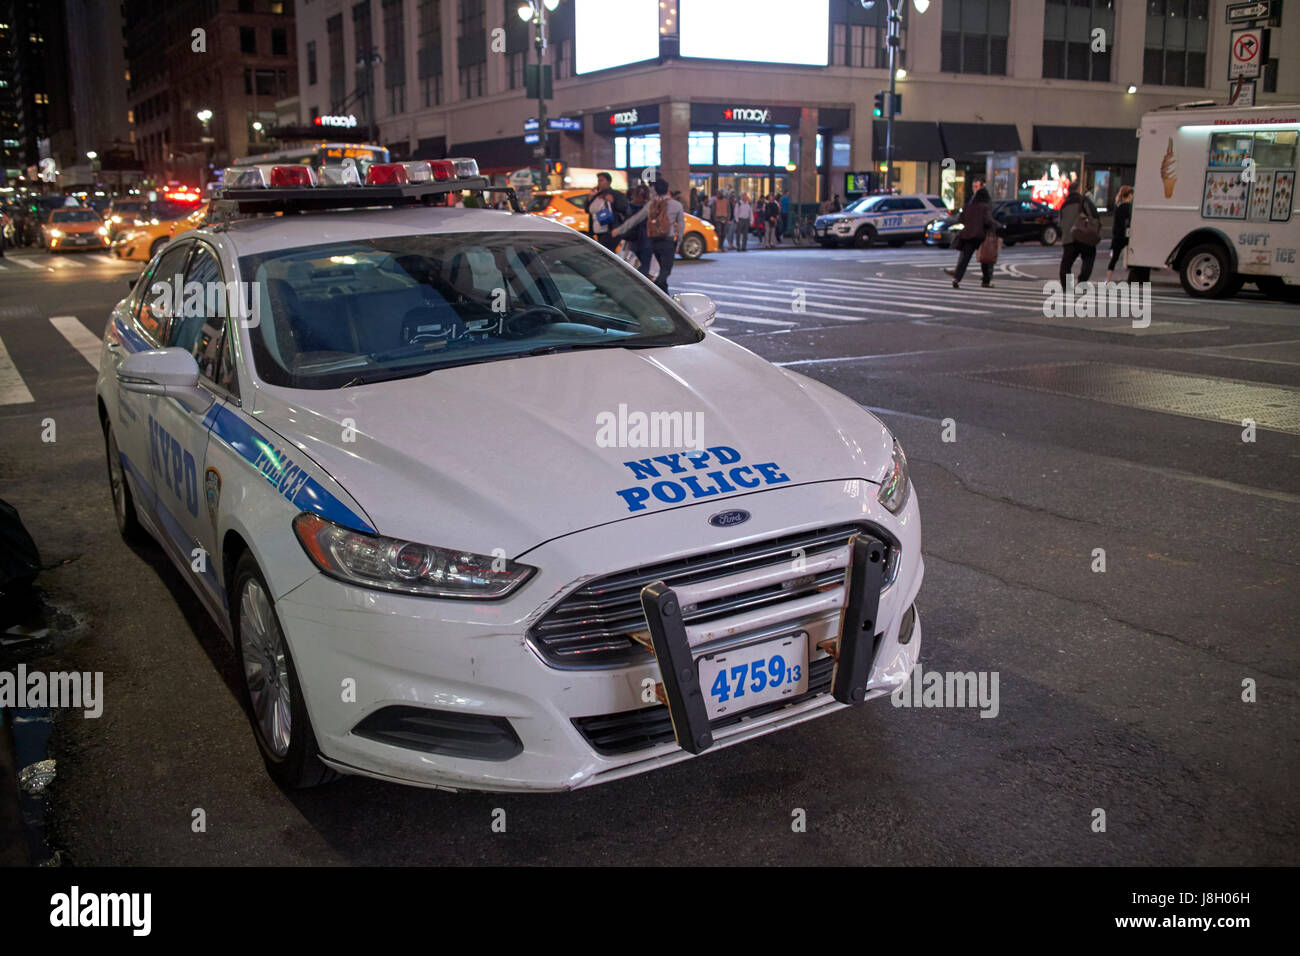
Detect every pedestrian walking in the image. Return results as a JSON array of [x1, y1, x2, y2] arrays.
[[734, 193, 752, 251], [587, 171, 628, 253], [944, 186, 997, 288], [615, 178, 683, 292], [830, 193, 843, 213], [616, 184, 654, 277], [1106, 185, 1134, 282], [1059, 182, 1101, 285]]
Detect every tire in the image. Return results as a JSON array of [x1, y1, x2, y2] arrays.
[[149, 237, 168, 259], [1040, 225, 1059, 246], [679, 232, 705, 260], [1179, 242, 1240, 299], [854, 226, 876, 249], [233, 553, 338, 789], [103, 420, 145, 543]]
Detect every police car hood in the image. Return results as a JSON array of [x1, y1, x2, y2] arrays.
[[253, 334, 894, 555]]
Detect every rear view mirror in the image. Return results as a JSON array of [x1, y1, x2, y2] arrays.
[[116, 347, 211, 414]]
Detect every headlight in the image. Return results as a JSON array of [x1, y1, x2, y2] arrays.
[[49, 228, 63, 237], [950, 223, 964, 232], [877, 440, 910, 514], [97, 226, 108, 236], [292, 513, 536, 599]]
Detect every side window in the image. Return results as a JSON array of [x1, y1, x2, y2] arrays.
[[168, 244, 220, 355], [896, 198, 926, 211], [568, 195, 589, 211], [928, 196, 949, 209], [138, 244, 192, 342]]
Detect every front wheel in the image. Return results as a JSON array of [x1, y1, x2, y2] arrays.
[[1040, 225, 1059, 246], [103, 420, 145, 542], [1179, 243, 1240, 299], [854, 226, 876, 249], [680, 232, 705, 260], [234, 553, 337, 789]]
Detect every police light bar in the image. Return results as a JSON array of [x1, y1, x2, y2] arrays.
[[216, 157, 520, 214]]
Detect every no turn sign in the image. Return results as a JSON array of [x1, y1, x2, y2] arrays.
[[1229, 27, 1266, 79]]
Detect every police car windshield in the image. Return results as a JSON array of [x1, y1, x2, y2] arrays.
[[843, 196, 883, 214], [239, 231, 703, 390]]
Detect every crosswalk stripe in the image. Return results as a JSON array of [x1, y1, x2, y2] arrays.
[[8, 257, 45, 270], [50, 257, 87, 269], [49, 316, 102, 368], [0, 335, 34, 405], [851, 274, 1197, 308], [720, 279, 987, 315], [696, 297, 870, 322], [680, 282, 934, 317], [714, 312, 797, 327], [790, 277, 1047, 312]]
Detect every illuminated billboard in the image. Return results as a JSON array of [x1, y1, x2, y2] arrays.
[[679, 0, 830, 67], [574, 0, 661, 75]]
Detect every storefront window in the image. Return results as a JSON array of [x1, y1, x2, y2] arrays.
[[613, 136, 628, 169], [816, 134, 824, 168], [628, 134, 661, 169], [773, 133, 791, 167], [689, 131, 714, 165]]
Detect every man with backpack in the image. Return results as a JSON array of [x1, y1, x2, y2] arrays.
[[613, 179, 684, 292], [587, 171, 628, 252], [1059, 183, 1101, 285]]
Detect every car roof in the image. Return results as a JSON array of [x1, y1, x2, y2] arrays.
[[202, 204, 569, 257]]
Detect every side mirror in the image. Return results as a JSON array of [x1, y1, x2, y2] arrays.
[[116, 348, 211, 414], [673, 291, 716, 329]]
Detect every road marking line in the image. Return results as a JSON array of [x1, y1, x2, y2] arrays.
[[692, 297, 869, 322], [8, 257, 45, 270], [714, 312, 798, 327], [49, 316, 102, 368], [0, 335, 34, 405]]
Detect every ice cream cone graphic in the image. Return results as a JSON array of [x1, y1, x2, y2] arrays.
[[1160, 137, 1177, 198]]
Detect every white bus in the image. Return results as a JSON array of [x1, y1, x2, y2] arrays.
[[1128, 103, 1298, 299]]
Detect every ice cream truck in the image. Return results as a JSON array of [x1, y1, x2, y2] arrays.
[[1128, 103, 1299, 299]]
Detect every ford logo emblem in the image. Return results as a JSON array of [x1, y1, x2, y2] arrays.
[[708, 509, 751, 528]]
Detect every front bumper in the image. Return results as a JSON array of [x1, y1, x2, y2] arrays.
[[274, 478, 923, 792]]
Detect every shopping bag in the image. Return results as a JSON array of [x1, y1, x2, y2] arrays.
[[977, 232, 1001, 264]]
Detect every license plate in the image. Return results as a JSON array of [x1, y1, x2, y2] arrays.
[[697, 632, 808, 720]]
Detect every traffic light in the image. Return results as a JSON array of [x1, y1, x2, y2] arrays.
[[873, 91, 886, 118]]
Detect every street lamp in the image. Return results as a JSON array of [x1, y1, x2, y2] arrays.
[[881, 1, 929, 192], [518, 0, 561, 185], [252, 121, 264, 145], [196, 110, 214, 183], [85, 151, 98, 160]]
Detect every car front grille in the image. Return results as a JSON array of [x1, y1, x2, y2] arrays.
[[573, 655, 838, 755], [528, 522, 896, 669]]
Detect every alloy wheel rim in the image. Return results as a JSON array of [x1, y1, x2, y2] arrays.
[[240, 580, 292, 757]]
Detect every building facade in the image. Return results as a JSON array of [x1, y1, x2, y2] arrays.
[[124, 0, 299, 185], [295, 1, 1296, 209]]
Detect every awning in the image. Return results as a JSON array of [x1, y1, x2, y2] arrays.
[[446, 136, 538, 173], [939, 122, 1022, 162], [872, 121, 944, 162], [1033, 125, 1139, 166]]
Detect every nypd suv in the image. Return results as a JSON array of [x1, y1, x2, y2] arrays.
[[816, 193, 951, 249], [96, 159, 924, 792]]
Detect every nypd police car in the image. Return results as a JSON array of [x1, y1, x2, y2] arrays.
[[96, 158, 923, 792], [816, 193, 951, 249]]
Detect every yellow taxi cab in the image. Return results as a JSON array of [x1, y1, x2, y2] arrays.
[[110, 200, 208, 261], [527, 188, 719, 259], [41, 207, 110, 252]]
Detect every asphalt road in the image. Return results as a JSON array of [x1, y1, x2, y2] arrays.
[[1, 240, 1296, 866]]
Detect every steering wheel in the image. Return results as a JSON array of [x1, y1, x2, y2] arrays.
[[502, 304, 567, 339]]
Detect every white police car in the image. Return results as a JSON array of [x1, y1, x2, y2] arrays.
[[816, 193, 951, 249], [96, 159, 923, 791]]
